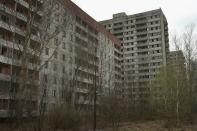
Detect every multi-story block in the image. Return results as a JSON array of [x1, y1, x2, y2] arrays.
[[100, 9, 169, 100], [0, 0, 42, 117], [38, 0, 123, 110], [0, 0, 122, 116]]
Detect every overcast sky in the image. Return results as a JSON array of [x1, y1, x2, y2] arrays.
[[72, 0, 197, 49]]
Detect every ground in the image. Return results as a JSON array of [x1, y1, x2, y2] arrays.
[[1, 120, 197, 131], [102, 121, 197, 131]]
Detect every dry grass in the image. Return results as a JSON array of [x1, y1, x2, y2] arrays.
[[102, 121, 197, 131], [1, 120, 197, 131]]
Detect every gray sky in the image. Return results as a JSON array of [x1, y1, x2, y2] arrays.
[[72, 0, 197, 49]]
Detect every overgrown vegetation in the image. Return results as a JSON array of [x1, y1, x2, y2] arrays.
[[149, 24, 197, 127]]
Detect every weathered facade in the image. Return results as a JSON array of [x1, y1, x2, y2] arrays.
[[0, 0, 122, 116], [42, 0, 122, 109], [0, 0, 42, 117], [101, 9, 169, 101]]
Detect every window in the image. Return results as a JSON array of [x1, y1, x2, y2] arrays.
[[52, 90, 56, 97], [44, 61, 48, 69], [53, 63, 57, 71], [0, 33, 3, 39], [55, 16, 60, 23], [63, 32, 67, 38], [43, 89, 47, 97], [62, 42, 66, 49], [54, 38, 58, 46], [70, 34, 73, 41], [62, 54, 65, 61], [54, 51, 58, 59], [54, 77, 57, 84], [43, 103, 47, 111], [45, 48, 49, 55], [62, 77, 65, 85], [18, 39, 22, 44], [43, 74, 48, 83], [62, 91, 65, 98], [54, 3, 60, 9], [70, 24, 74, 31], [62, 66, 65, 73], [1, 15, 9, 23], [69, 45, 72, 52], [0, 99, 8, 110]]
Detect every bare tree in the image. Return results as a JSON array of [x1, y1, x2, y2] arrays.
[[171, 24, 197, 120], [150, 65, 189, 127], [149, 24, 197, 126], [182, 24, 197, 121]]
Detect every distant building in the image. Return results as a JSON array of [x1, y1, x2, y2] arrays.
[[191, 60, 197, 89], [168, 50, 186, 75], [100, 9, 169, 101]]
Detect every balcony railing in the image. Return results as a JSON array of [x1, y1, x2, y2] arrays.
[[0, 73, 10, 81], [0, 3, 27, 22], [0, 21, 40, 42], [15, 0, 29, 8]]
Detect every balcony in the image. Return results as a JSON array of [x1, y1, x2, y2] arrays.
[[136, 31, 148, 35], [149, 35, 161, 39], [0, 38, 21, 51], [0, 110, 10, 118], [15, 0, 29, 8], [0, 55, 38, 71], [0, 21, 40, 42], [0, 55, 14, 65], [0, 73, 10, 81], [76, 87, 89, 94], [16, 12, 27, 22], [135, 20, 147, 25], [0, 20, 25, 36], [31, 34, 40, 42], [136, 37, 148, 41], [0, 3, 27, 22], [77, 76, 94, 84], [15, 0, 43, 17], [113, 24, 123, 28], [0, 3, 41, 26]]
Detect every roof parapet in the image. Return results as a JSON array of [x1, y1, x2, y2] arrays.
[[113, 12, 127, 19]]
